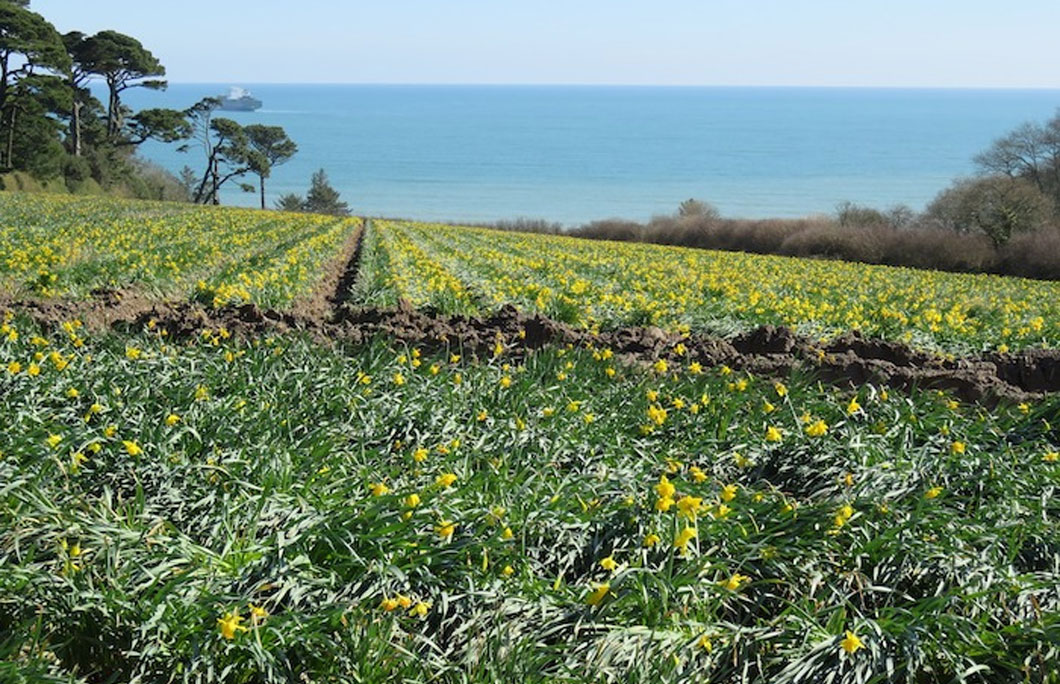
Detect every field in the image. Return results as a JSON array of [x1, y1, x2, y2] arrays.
[[1, 195, 1059, 684], [0, 193, 361, 308], [362, 220, 1060, 352]]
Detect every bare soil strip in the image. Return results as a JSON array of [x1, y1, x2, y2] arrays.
[[287, 221, 365, 321], [3, 291, 1058, 405]]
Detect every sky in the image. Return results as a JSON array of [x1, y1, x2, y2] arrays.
[[31, 0, 1060, 88]]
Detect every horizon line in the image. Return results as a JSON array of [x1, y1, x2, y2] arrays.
[[160, 81, 1060, 92]]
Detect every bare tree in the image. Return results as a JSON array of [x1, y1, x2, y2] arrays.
[[974, 111, 1060, 209]]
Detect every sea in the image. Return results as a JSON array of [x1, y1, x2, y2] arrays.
[[116, 84, 1060, 226]]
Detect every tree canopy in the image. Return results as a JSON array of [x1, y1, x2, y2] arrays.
[[0, 3, 69, 170], [304, 169, 350, 216], [274, 169, 350, 216], [0, 3, 198, 199], [245, 124, 297, 209], [75, 30, 166, 138]]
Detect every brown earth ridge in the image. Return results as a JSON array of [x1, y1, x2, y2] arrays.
[[4, 216, 1057, 405], [4, 290, 1059, 406]]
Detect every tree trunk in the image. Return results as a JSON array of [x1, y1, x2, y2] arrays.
[[0, 55, 7, 125], [6, 106, 16, 170], [210, 157, 220, 205], [5, 108, 16, 170], [106, 77, 121, 139], [111, 89, 120, 137], [0, 56, 8, 168], [194, 152, 217, 204], [259, 175, 265, 210], [71, 100, 83, 157]]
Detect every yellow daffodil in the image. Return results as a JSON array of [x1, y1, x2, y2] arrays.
[[806, 419, 828, 437], [719, 573, 750, 591], [673, 526, 697, 553], [676, 495, 703, 520], [436, 520, 457, 539], [217, 611, 248, 639], [655, 475, 676, 499], [840, 630, 864, 654], [586, 583, 610, 606]]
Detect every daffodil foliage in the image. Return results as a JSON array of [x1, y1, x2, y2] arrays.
[[1, 315, 1057, 682], [0, 193, 360, 307], [368, 220, 1060, 352]]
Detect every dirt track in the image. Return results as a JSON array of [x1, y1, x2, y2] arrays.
[[4, 288, 1059, 405]]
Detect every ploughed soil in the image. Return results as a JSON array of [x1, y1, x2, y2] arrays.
[[288, 222, 364, 321], [3, 289, 1059, 406]]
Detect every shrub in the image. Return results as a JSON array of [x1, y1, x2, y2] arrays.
[[275, 170, 351, 216], [879, 226, 998, 272], [275, 193, 305, 212], [779, 223, 885, 262], [676, 198, 720, 220], [998, 228, 1060, 280], [575, 219, 644, 242], [491, 218, 563, 234], [925, 176, 1055, 246], [835, 201, 890, 229], [126, 158, 189, 202]]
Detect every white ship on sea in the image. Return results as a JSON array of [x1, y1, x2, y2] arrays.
[[218, 87, 262, 112]]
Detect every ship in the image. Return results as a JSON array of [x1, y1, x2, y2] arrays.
[[217, 87, 262, 112]]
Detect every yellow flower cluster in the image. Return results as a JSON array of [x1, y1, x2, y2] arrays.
[[371, 220, 1060, 349], [0, 193, 360, 308]]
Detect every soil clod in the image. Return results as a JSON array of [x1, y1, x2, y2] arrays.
[[3, 291, 1058, 405]]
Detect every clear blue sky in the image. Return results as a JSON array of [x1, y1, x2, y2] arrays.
[[32, 0, 1060, 87]]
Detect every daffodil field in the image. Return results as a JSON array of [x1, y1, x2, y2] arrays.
[[1, 194, 1059, 683], [3, 195, 1060, 352], [1, 314, 1058, 682], [368, 220, 1060, 352], [0, 194, 361, 307]]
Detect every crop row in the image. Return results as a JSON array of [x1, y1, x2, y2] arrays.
[[0, 194, 360, 307], [369, 220, 1060, 351], [3, 194, 1059, 352]]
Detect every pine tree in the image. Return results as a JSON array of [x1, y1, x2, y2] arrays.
[[274, 192, 304, 212], [303, 169, 349, 216]]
